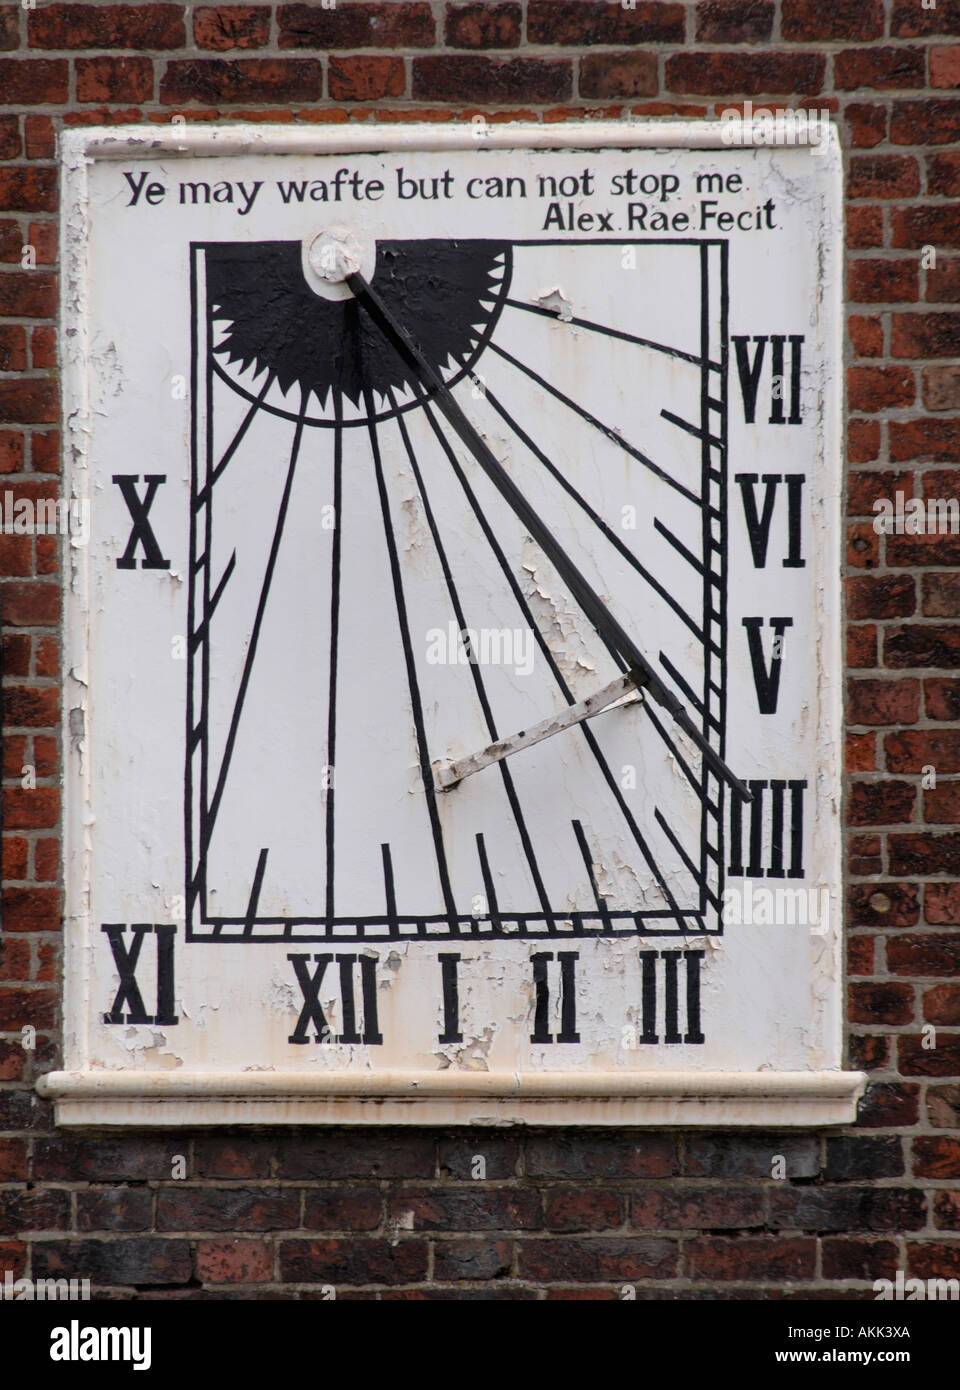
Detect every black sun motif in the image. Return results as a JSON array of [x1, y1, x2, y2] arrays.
[[206, 239, 512, 414]]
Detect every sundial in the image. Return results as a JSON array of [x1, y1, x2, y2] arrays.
[[42, 123, 864, 1125]]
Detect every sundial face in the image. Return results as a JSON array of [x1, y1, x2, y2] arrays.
[[48, 124, 862, 1126]]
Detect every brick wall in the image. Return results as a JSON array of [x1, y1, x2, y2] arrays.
[[1, 0, 959, 1299]]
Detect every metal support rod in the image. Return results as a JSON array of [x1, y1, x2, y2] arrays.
[[347, 270, 752, 803], [435, 672, 640, 790]]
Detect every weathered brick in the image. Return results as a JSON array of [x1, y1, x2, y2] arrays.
[[849, 980, 915, 1023], [924, 983, 960, 1025], [685, 1134, 819, 1179], [28, 3, 185, 49], [32, 1239, 192, 1286], [438, 1135, 520, 1180], [160, 59, 323, 105], [821, 1238, 898, 1280], [328, 56, 405, 102], [825, 1137, 904, 1181], [386, 1187, 540, 1231], [844, 103, 886, 149], [76, 56, 154, 104], [906, 1241, 960, 1279], [196, 1239, 273, 1283], [156, 1187, 300, 1231], [891, 0, 960, 36], [834, 48, 925, 91], [433, 1237, 512, 1280], [276, 1132, 435, 1180], [666, 51, 824, 96], [696, 0, 773, 43], [0, 167, 56, 213], [928, 152, 960, 197], [782, 0, 883, 40], [280, 1238, 427, 1285], [194, 6, 272, 51], [891, 99, 960, 146], [545, 1189, 622, 1232], [76, 1189, 153, 1233], [687, 1236, 815, 1281], [923, 573, 960, 617], [630, 1187, 764, 1230], [892, 206, 960, 249], [856, 1082, 921, 1128], [279, 2, 435, 48], [302, 1188, 381, 1231], [888, 935, 960, 978], [928, 1084, 960, 1127], [34, 1136, 179, 1182], [0, 60, 68, 105], [580, 52, 658, 100], [445, 3, 521, 49], [412, 56, 572, 103], [846, 675, 919, 723], [848, 258, 917, 303], [913, 1137, 960, 1178], [847, 364, 915, 410], [527, 1, 685, 45], [526, 1133, 677, 1179], [520, 1236, 677, 1281]]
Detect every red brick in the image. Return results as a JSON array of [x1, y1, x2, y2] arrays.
[[32, 325, 56, 370], [0, 167, 56, 213], [302, 1188, 381, 1230], [885, 624, 960, 669], [892, 100, 960, 145], [848, 316, 883, 359], [4, 686, 59, 727], [630, 1187, 763, 1229], [1, 886, 60, 931], [695, 0, 772, 42], [544, 1189, 622, 1232], [0, 324, 25, 373], [526, 1134, 676, 1178], [845, 577, 916, 622], [33, 1239, 192, 1287], [923, 573, 960, 617], [892, 0, 960, 36], [31, 431, 59, 472], [924, 367, 960, 411], [848, 470, 914, 516], [846, 732, 876, 772], [0, 937, 30, 981], [34, 1136, 177, 1182], [856, 1082, 920, 1128], [825, 1136, 904, 1180], [445, 3, 521, 49], [35, 838, 60, 882], [386, 1187, 540, 1231], [157, 1187, 299, 1231], [847, 419, 881, 462], [849, 832, 882, 874], [886, 729, 960, 773], [835, 48, 925, 91], [687, 1236, 815, 1281], [527, 1, 684, 45], [279, 2, 435, 48], [666, 51, 824, 96], [27, 220, 57, 264], [0, 5, 16, 52], [326, 55, 402, 102], [850, 1034, 890, 1069], [28, 3, 185, 49], [160, 59, 322, 105], [2, 835, 28, 879], [849, 981, 915, 1024], [0, 430, 23, 472], [197, 1239, 275, 1283], [822, 1238, 898, 1280], [580, 52, 658, 100], [0, 270, 56, 317], [890, 419, 960, 462], [843, 103, 886, 149], [850, 256, 919, 301], [76, 56, 153, 104], [923, 983, 960, 1025], [913, 1137, 960, 1177], [194, 6, 271, 50], [907, 1241, 960, 1279], [848, 156, 919, 202], [520, 1236, 677, 1281], [848, 781, 917, 827], [847, 882, 920, 926], [280, 1238, 427, 1285], [0, 60, 68, 105], [931, 45, 960, 88], [928, 152, 960, 198], [846, 206, 883, 250], [847, 936, 875, 975], [0, 1243, 26, 1278], [892, 206, 960, 249], [847, 623, 877, 666], [848, 365, 916, 410], [0, 114, 18, 160], [925, 679, 960, 721], [412, 55, 572, 103], [927, 1083, 960, 1125], [892, 313, 960, 359], [433, 1237, 512, 1281], [0, 380, 58, 425], [891, 934, 960, 979], [0, 1139, 26, 1182], [933, 1191, 960, 1229], [782, 0, 882, 39], [76, 1189, 153, 1233], [927, 259, 960, 304], [24, 116, 55, 160], [0, 984, 56, 1029]]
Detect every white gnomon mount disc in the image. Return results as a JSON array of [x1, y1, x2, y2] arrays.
[[302, 225, 377, 300]]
